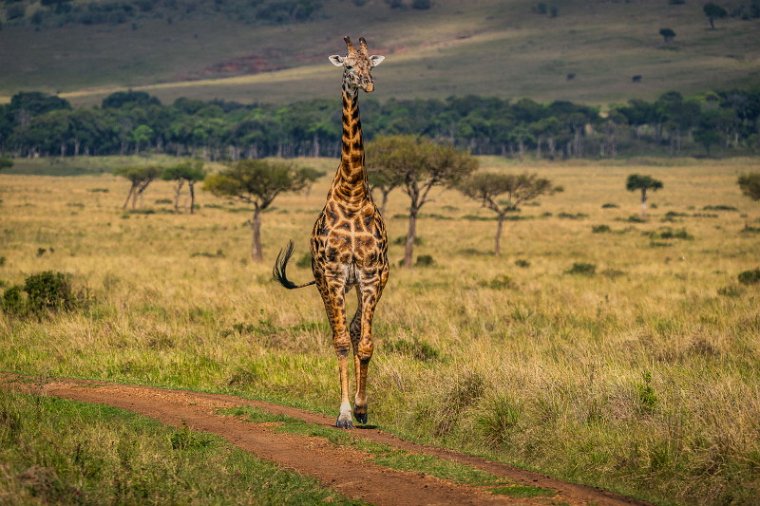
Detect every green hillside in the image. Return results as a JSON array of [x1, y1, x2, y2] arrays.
[[1, 0, 759, 105]]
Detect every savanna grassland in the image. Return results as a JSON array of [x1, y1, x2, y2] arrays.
[[1, 157, 759, 504], [1, 0, 759, 105]]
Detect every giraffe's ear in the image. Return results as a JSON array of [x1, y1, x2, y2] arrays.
[[369, 55, 385, 67], [329, 55, 345, 67]]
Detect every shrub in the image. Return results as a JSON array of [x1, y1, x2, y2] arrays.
[[601, 269, 625, 279], [483, 275, 514, 289], [649, 227, 693, 240], [738, 268, 760, 285], [411, 0, 431, 9], [415, 255, 435, 267], [703, 204, 737, 211], [592, 224, 611, 233], [190, 249, 224, 258], [626, 215, 647, 223], [601, 203, 619, 209], [23, 271, 78, 313], [0, 256, 5, 266], [558, 212, 588, 220], [514, 259, 530, 268], [1, 285, 26, 315], [566, 262, 596, 276]]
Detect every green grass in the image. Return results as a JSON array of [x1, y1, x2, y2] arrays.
[[1, 0, 759, 105], [0, 391, 362, 505], [223, 405, 552, 495]]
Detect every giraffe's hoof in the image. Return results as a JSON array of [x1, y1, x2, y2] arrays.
[[353, 405, 368, 424], [335, 417, 354, 429]]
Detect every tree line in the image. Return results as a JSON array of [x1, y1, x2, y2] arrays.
[[1, 88, 759, 161]]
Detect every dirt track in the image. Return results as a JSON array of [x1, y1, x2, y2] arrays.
[[1, 374, 648, 506]]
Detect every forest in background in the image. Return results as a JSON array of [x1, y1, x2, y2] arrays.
[[1, 88, 759, 163]]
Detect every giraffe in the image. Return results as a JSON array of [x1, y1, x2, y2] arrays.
[[274, 36, 389, 429]]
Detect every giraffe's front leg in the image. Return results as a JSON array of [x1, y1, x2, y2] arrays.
[[353, 275, 385, 425], [318, 274, 353, 429], [349, 294, 365, 424]]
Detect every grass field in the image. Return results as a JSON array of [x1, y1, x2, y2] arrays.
[[0, 391, 360, 504], [1, 0, 759, 105], [1, 156, 760, 504]]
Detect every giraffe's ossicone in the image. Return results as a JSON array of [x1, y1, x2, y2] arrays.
[[274, 36, 389, 429]]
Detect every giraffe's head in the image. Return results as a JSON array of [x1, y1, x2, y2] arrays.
[[329, 36, 385, 94]]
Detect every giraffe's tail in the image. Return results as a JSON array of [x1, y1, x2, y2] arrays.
[[273, 240, 316, 289]]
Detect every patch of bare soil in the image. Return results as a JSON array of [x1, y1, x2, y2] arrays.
[[1, 374, 648, 506]]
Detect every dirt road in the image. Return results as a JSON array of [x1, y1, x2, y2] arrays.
[[1, 374, 647, 506]]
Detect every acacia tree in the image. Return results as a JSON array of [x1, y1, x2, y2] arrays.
[[703, 3, 727, 29], [626, 174, 663, 217], [738, 173, 760, 201], [161, 160, 206, 213], [204, 159, 321, 261], [659, 27, 676, 43], [367, 165, 401, 215], [458, 172, 559, 255], [367, 135, 478, 267], [114, 165, 161, 210]]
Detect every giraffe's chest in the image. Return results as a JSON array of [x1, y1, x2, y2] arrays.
[[311, 203, 387, 268]]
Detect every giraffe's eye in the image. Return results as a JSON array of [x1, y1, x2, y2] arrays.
[[345, 65, 353, 70]]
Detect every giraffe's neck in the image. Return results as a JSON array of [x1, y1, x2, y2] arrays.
[[330, 86, 368, 205]]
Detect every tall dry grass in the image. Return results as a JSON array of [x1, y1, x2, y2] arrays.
[[1, 156, 759, 504]]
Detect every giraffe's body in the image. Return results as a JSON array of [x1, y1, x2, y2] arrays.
[[275, 37, 388, 428]]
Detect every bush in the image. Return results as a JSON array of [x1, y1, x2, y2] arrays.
[[738, 268, 760, 285], [649, 227, 693, 240], [1, 285, 26, 315], [592, 224, 611, 233], [415, 255, 435, 267], [558, 212, 588, 220], [411, 0, 431, 9], [514, 259, 530, 268], [703, 204, 737, 211], [23, 271, 79, 313], [566, 262, 596, 276], [483, 275, 514, 289], [601, 202, 619, 209]]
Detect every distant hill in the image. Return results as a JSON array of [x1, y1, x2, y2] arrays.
[[1, 0, 759, 105]]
